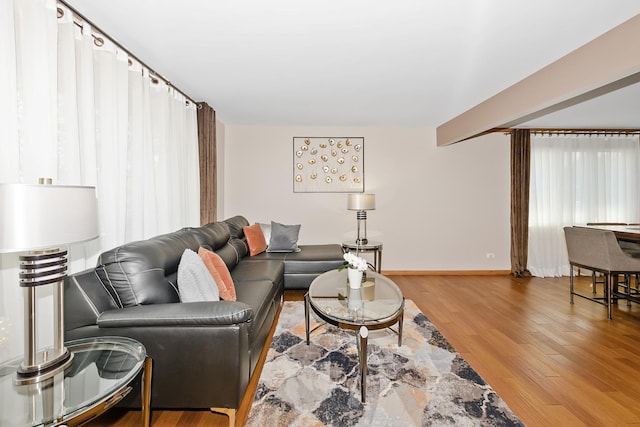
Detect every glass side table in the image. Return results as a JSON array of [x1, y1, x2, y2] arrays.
[[0, 336, 151, 427], [342, 240, 383, 272]]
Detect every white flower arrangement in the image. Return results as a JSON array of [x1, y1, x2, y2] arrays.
[[338, 252, 368, 272]]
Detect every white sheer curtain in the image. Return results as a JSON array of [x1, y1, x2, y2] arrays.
[[0, 0, 200, 360], [528, 133, 640, 277], [0, 0, 59, 363]]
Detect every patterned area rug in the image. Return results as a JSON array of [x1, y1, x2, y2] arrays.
[[247, 300, 524, 426]]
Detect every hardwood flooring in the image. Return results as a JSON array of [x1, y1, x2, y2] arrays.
[[87, 275, 640, 426]]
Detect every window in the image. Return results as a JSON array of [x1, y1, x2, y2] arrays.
[[528, 133, 640, 277]]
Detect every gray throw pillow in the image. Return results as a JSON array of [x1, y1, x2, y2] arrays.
[[177, 249, 220, 302], [267, 221, 301, 252]]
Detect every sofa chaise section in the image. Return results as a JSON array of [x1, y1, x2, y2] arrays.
[[248, 245, 346, 289], [221, 215, 345, 289]]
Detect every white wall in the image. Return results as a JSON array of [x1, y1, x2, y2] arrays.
[[222, 125, 511, 271]]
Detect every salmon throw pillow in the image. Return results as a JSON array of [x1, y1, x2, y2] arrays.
[[198, 247, 237, 301], [243, 223, 268, 256]]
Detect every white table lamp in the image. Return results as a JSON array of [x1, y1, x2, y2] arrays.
[[0, 181, 98, 384], [347, 193, 375, 245]]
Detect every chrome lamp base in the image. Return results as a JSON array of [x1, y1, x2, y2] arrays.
[[354, 210, 369, 245], [17, 249, 72, 385], [15, 349, 74, 385]]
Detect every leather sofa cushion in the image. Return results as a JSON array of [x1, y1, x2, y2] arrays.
[[224, 216, 250, 239], [231, 259, 284, 285], [248, 244, 345, 274], [96, 229, 199, 307], [187, 222, 249, 270], [66, 269, 120, 330], [227, 238, 249, 263], [97, 301, 253, 328], [188, 222, 230, 251], [234, 279, 281, 341]]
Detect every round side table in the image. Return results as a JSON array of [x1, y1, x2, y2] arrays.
[[0, 336, 151, 427], [342, 240, 383, 272]]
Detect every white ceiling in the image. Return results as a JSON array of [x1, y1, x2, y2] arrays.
[[64, 0, 640, 129]]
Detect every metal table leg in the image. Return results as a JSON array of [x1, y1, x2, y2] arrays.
[[397, 306, 404, 347], [305, 294, 310, 344], [358, 326, 368, 402]]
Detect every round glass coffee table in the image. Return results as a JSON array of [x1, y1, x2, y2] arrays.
[[304, 269, 404, 402], [0, 336, 151, 427]]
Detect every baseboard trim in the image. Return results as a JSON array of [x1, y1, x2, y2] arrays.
[[382, 270, 511, 276]]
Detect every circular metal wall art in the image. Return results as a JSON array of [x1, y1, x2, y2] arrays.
[[293, 137, 364, 192]]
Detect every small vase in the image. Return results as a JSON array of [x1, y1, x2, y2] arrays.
[[348, 285, 363, 310], [347, 268, 363, 289]]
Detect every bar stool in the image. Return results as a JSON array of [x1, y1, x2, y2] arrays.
[[564, 226, 640, 319], [619, 240, 640, 296], [585, 223, 628, 294]]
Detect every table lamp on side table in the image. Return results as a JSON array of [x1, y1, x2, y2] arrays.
[[0, 181, 98, 385], [347, 193, 375, 245]]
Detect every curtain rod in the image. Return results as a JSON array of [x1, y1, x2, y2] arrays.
[[530, 130, 640, 136], [57, 0, 197, 106], [494, 127, 640, 136]]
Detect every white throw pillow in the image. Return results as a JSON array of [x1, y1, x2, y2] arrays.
[[259, 223, 271, 247], [177, 249, 220, 302]]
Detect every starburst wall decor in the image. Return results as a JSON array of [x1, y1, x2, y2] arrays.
[[293, 137, 364, 193]]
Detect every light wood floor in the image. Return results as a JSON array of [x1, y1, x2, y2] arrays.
[[88, 275, 640, 426]]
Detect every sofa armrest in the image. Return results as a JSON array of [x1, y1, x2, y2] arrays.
[[97, 301, 253, 328]]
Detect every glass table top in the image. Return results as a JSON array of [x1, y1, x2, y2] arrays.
[[307, 269, 403, 326], [0, 336, 146, 427], [341, 240, 383, 250]]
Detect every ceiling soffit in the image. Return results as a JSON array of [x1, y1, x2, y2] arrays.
[[436, 14, 640, 146]]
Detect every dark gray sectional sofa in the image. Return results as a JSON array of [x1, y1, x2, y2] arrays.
[[63, 215, 344, 423]]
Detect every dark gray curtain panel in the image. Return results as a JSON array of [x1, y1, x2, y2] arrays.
[[197, 102, 217, 225], [510, 129, 531, 277]]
